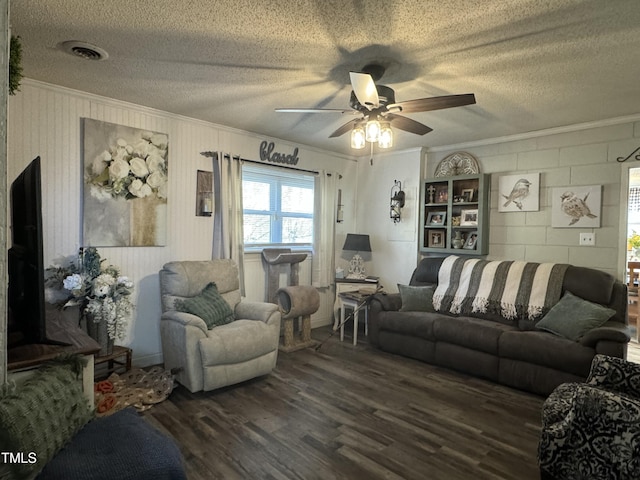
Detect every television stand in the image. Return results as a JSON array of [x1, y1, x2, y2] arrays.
[[8, 305, 100, 371]]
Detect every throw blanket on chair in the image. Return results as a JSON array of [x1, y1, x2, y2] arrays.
[[433, 256, 569, 321]]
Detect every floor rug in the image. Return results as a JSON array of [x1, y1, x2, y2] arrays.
[[94, 366, 174, 417]]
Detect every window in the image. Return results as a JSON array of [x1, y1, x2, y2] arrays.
[[242, 165, 314, 247]]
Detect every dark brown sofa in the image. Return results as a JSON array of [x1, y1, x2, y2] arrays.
[[368, 256, 630, 396]]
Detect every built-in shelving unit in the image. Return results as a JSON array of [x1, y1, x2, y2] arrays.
[[419, 174, 490, 255]]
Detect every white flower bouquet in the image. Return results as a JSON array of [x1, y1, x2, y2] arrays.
[[86, 131, 168, 201], [45, 247, 134, 341]]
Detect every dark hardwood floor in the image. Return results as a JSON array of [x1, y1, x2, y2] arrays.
[[143, 327, 544, 480]]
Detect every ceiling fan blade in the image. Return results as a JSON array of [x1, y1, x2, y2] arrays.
[[390, 94, 476, 114], [386, 114, 433, 136], [349, 71, 379, 110], [329, 119, 361, 138], [275, 108, 358, 114]]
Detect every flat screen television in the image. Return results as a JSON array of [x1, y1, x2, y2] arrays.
[[7, 156, 58, 346]]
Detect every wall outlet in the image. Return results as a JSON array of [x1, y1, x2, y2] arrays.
[[579, 232, 595, 246]]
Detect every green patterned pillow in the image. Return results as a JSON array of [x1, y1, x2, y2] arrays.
[[175, 282, 235, 329]]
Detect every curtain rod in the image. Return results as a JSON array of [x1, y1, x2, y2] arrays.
[[200, 151, 320, 176]]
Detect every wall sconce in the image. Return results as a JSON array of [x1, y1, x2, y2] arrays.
[[196, 170, 213, 216], [390, 180, 405, 223]]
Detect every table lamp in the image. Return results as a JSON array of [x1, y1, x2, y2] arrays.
[[342, 233, 371, 279]]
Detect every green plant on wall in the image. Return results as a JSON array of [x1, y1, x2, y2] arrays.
[[9, 35, 23, 95]]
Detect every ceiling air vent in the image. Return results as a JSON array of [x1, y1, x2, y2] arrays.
[[59, 41, 109, 61]]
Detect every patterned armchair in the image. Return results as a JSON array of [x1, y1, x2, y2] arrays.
[[538, 354, 640, 480]]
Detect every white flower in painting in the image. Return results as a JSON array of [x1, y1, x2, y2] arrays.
[[116, 138, 128, 148], [141, 131, 153, 141], [92, 150, 111, 175], [146, 171, 166, 189], [129, 157, 149, 177], [146, 153, 165, 173], [128, 179, 152, 198], [132, 139, 150, 158], [150, 133, 168, 150], [109, 159, 130, 180], [157, 181, 168, 199]]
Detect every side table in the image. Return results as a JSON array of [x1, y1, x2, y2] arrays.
[[334, 277, 379, 330], [338, 291, 372, 346], [94, 345, 132, 379]]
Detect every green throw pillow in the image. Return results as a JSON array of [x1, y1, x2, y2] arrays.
[[175, 282, 235, 329], [398, 284, 436, 312], [535, 291, 615, 341]]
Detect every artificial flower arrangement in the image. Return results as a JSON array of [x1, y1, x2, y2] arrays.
[[45, 247, 134, 341], [85, 130, 168, 201]]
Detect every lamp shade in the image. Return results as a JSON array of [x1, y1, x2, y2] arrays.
[[342, 233, 371, 252]]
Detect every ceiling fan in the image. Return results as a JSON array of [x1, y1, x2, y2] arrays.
[[275, 63, 476, 148]]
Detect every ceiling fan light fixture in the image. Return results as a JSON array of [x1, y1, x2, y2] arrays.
[[351, 125, 366, 149], [378, 124, 393, 149], [365, 119, 381, 143]]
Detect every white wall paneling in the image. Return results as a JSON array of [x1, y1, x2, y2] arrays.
[[8, 80, 352, 366]]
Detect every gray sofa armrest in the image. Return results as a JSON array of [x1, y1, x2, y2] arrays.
[[235, 301, 280, 324], [578, 321, 630, 347], [369, 293, 402, 312], [160, 310, 208, 334]]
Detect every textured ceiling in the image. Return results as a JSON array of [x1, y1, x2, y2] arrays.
[[10, 0, 640, 157]]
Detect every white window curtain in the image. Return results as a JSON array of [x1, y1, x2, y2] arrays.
[[312, 170, 337, 287], [212, 152, 246, 295]]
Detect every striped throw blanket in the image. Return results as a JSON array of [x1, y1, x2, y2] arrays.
[[432, 256, 569, 321]]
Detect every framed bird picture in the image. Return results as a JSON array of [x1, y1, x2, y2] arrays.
[[551, 185, 601, 228], [498, 173, 540, 212]]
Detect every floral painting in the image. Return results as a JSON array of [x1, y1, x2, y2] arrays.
[[83, 119, 168, 246]]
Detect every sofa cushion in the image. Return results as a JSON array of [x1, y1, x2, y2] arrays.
[[199, 319, 278, 365], [433, 316, 517, 355], [499, 330, 595, 377], [535, 291, 616, 341], [563, 265, 615, 306], [175, 282, 235, 329], [377, 311, 437, 341], [398, 284, 435, 312]]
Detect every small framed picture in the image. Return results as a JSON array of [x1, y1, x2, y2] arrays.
[[461, 188, 475, 202], [427, 211, 447, 225], [460, 209, 478, 226], [435, 186, 448, 204], [463, 231, 478, 250], [428, 230, 446, 248]]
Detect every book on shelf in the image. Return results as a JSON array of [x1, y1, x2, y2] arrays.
[[364, 276, 379, 283]]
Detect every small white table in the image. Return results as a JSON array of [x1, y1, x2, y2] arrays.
[[338, 292, 370, 346]]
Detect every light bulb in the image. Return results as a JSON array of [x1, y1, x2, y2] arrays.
[[378, 125, 393, 148], [351, 126, 366, 149], [365, 119, 381, 142]]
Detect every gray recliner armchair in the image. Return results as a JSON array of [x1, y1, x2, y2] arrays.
[[159, 259, 281, 393]]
